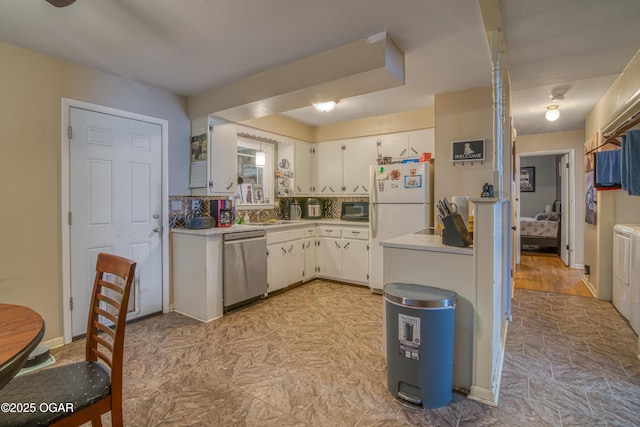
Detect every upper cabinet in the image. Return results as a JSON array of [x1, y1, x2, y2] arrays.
[[342, 137, 377, 195], [314, 140, 343, 195], [190, 118, 237, 196], [294, 140, 316, 195], [376, 129, 435, 162]]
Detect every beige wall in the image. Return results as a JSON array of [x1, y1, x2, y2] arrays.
[[241, 107, 435, 142], [434, 86, 494, 207], [0, 42, 190, 341], [584, 49, 640, 299], [516, 130, 586, 266]]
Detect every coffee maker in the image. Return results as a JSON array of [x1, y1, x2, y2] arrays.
[[210, 199, 234, 227]]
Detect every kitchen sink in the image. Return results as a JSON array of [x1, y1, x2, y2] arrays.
[[249, 220, 301, 226]]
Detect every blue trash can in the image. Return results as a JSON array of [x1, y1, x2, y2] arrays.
[[384, 283, 457, 410]]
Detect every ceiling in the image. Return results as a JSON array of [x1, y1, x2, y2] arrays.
[[1, 0, 639, 136]]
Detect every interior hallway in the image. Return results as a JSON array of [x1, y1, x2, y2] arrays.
[[515, 252, 591, 297], [45, 278, 640, 426]]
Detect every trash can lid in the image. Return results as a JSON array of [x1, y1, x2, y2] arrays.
[[383, 283, 457, 308]]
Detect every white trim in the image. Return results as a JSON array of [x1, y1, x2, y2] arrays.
[[61, 98, 170, 344], [515, 148, 577, 268]]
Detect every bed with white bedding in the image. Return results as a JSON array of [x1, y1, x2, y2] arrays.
[[520, 201, 561, 254]]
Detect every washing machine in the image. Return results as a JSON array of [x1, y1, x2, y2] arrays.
[[613, 224, 636, 321]]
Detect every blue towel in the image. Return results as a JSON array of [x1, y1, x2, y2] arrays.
[[595, 149, 621, 186], [622, 130, 640, 196]]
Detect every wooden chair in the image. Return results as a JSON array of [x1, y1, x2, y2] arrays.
[[0, 253, 136, 426]]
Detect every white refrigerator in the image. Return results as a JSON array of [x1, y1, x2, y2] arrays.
[[369, 163, 432, 292]]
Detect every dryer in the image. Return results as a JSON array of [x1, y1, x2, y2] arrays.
[[629, 227, 640, 335], [613, 224, 640, 327]]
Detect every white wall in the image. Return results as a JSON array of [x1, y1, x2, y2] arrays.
[[520, 155, 557, 217]]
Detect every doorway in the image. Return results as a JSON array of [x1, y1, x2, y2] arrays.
[[515, 149, 576, 268], [61, 99, 170, 343]]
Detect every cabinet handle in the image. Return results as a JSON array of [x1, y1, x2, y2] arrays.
[[352, 231, 359, 235], [305, 241, 310, 249], [344, 242, 350, 249], [329, 186, 335, 193], [334, 241, 341, 249], [281, 247, 286, 255], [288, 244, 293, 253], [297, 186, 302, 192], [362, 185, 368, 192], [226, 182, 233, 190], [400, 148, 406, 156], [353, 186, 359, 192], [321, 186, 327, 193], [411, 147, 419, 155]]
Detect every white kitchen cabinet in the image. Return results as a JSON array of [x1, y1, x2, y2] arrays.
[[190, 119, 238, 196], [294, 140, 316, 195], [267, 242, 289, 292], [375, 128, 435, 161], [342, 239, 369, 283], [303, 227, 317, 281], [316, 226, 369, 284], [172, 232, 224, 322], [342, 137, 377, 195], [314, 140, 343, 195], [266, 229, 305, 293]]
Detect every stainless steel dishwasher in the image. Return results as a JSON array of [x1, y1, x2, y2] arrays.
[[223, 229, 267, 309]]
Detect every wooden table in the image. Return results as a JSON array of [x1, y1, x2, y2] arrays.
[[0, 303, 45, 389]]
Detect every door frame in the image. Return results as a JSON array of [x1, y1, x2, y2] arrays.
[[515, 148, 576, 268], [60, 98, 170, 344]]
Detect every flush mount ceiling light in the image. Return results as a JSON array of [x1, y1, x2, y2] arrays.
[[312, 101, 337, 112], [545, 105, 560, 122]]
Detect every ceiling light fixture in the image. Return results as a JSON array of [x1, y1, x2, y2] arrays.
[[312, 101, 337, 112], [545, 105, 560, 122]]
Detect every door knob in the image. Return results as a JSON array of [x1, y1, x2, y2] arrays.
[[153, 213, 160, 219], [153, 226, 162, 233]]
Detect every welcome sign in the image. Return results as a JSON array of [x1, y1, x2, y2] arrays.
[[451, 139, 485, 163]]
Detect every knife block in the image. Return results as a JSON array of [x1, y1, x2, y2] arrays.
[[442, 213, 473, 247]]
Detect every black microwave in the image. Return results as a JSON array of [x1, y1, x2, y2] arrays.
[[341, 202, 369, 221]]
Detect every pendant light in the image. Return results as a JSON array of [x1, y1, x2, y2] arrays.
[[255, 141, 266, 167]]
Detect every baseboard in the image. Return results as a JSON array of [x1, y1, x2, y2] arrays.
[[42, 336, 65, 350], [582, 275, 598, 298]]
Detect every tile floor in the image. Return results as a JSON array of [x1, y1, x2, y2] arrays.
[[49, 280, 640, 426]]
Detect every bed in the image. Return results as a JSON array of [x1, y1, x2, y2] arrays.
[[520, 200, 561, 254]]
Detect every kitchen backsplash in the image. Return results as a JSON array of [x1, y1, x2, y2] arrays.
[[169, 196, 368, 228]]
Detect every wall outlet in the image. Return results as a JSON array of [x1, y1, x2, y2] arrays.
[[191, 199, 202, 214], [171, 200, 182, 211]]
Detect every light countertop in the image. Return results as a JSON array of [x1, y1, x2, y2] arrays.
[[380, 232, 473, 255], [171, 218, 368, 236]]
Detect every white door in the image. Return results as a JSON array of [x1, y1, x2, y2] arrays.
[[560, 154, 570, 266], [70, 107, 163, 337]]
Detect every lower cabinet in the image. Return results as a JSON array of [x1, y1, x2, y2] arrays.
[[267, 229, 304, 293], [316, 226, 369, 284]]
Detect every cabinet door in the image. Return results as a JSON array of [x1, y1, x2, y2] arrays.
[[342, 239, 369, 283], [316, 237, 342, 279], [407, 128, 435, 159], [303, 238, 317, 281], [343, 137, 377, 195], [294, 141, 316, 195], [209, 124, 237, 194], [314, 141, 343, 195], [267, 243, 288, 292], [377, 133, 409, 160], [286, 240, 305, 284]]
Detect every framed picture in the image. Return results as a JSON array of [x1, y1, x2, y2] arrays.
[[404, 175, 422, 188], [520, 167, 535, 192]]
